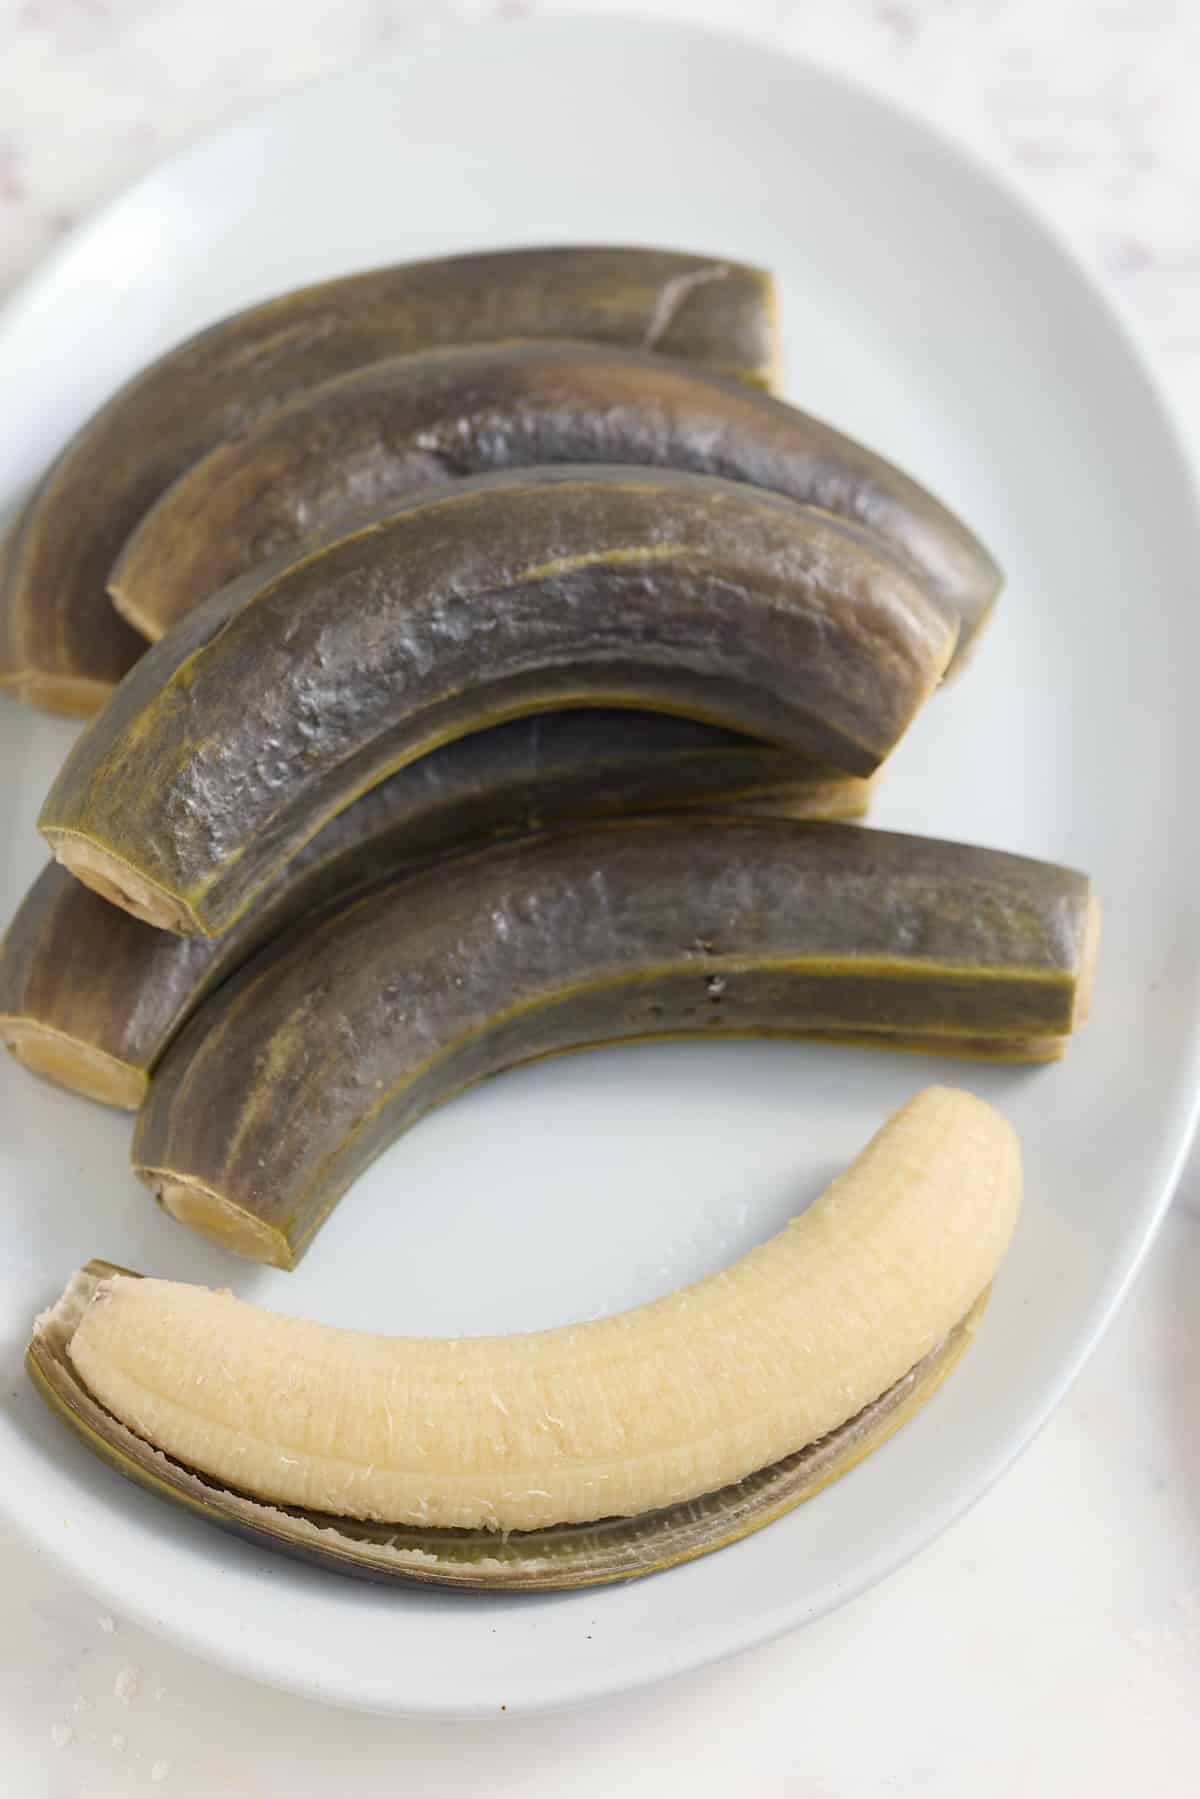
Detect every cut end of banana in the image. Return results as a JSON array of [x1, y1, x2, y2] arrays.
[[1, 1020, 146, 1110], [152, 1175, 293, 1269], [739, 772, 878, 822], [1074, 894, 1103, 1028], [0, 669, 116, 718], [758, 273, 785, 395], [41, 832, 197, 935], [106, 573, 164, 645]]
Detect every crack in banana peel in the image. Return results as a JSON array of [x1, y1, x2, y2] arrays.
[[28, 1261, 986, 1591]]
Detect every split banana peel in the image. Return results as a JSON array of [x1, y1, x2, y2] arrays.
[[28, 1087, 1019, 1589]]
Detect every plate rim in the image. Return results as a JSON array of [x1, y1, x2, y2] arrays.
[[2, 11, 1198, 1717]]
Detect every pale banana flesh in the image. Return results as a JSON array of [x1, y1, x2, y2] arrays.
[[58, 1087, 1020, 1535]]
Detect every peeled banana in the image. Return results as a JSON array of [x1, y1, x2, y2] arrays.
[[29, 1087, 1018, 1586]]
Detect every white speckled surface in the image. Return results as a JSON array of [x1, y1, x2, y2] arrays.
[[3, 3, 1200, 1792]]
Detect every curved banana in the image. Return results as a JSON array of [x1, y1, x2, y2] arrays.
[[39, 468, 954, 938], [109, 339, 999, 663], [2, 713, 869, 1110], [130, 817, 1094, 1270], [1, 246, 777, 715], [28, 1276, 983, 1591], [30, 1087, 1019, 1585]]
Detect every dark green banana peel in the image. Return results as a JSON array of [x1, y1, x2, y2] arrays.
[[4, 712, 871, 1109], [1, 247, 778, 714], [131, 817, 1097, 1271], [110, 338, 999, 663], [40, 468, 955, 938]]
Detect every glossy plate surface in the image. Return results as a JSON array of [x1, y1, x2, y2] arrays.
[[1, 16, 1196, 1717]]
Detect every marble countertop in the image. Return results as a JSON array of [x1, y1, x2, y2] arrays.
[[3, 2, 1199, 1793]]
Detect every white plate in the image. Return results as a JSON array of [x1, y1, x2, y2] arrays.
[[2, 17, 1198, 1719]]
